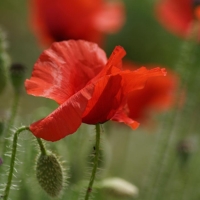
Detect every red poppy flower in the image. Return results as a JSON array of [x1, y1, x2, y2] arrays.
[[155, 0, 200, 38], [30, 0, 125, 46], [112, 62, 178, 125], [25, 40, 166, 141]]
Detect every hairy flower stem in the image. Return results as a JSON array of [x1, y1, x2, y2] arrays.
[[3, 126, 29, 200], [84, 124, 101, 200], [36, 137, 47, 155]]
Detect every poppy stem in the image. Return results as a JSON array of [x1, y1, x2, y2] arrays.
[[84, 124, 101, 200], [6, 93, 20, 134], [36, 137, 47, 155], [3, 126, 30, 200]]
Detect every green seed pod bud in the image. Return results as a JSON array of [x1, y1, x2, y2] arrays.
[[9, 63, 26, 94], [36, 152, 66, 198], [99, 177, 139, 198]]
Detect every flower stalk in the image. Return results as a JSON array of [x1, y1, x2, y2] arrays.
[[84, 124, 101, 200], [3, 126, 29, 200], [36, 137, 47, 155]]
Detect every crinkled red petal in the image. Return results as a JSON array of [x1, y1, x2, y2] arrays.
[[91, 45, 126, 83], [82, 46, 126, 124], [29, 84, 94, 141], [25, 40, 107, 104], [120, 67, 167, 94], [110, 67, 166, 126]]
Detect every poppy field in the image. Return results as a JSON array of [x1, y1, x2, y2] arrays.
[[1, 0, 200, 200]]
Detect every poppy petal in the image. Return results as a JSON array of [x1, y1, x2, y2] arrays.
[[121, 67, 167, 94], [106, 46, 126, 71], [126, 75, 178, 122], [83, 67, 166, 124], [111, 67, 166, 127], [29, 84, 94, 142], [93, 2, 125, 33], [111, 109, 140, 129], [94, 46, 126, 79], [82, 74, 123, 124], [25, 40, 107, 104]]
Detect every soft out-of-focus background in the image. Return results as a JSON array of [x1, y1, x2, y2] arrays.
[[1, 0, 200, 200]]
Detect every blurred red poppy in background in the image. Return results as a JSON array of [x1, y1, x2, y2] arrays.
[[155, 0, 200, 38], [25, 40, 166, 141], [30, 0, 125, 47]]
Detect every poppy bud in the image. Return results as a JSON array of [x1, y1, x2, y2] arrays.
[[9, 63, 26, 94], [0, 28, 9, 95], [99, 177, 139, 198], [36, 151, 66, 198]]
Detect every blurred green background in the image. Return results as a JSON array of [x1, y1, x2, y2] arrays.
[[1, 0, 200, 200]]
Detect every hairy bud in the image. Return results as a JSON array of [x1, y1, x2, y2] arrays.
[[36, 152, 66, 198]]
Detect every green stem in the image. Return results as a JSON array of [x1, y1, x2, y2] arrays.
[[36, 137, 47, 155], [3, 126, 29, 200], [84, 124, 101, 200], [0, 92, 20, 155], [8, 92, 20, 129]]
